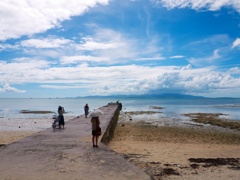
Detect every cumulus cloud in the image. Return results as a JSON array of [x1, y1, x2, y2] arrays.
[[81, 65, 240, 96], [92, 68, 240, 96], [1, 57, 240, 96], [0, 0, 109, 41], [152, 0, 240, 12], [232, 38, 240, 48], [0, 81, 25, 93]]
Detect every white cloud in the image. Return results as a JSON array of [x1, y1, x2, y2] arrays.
[[92, 66, 240, 96], [1, 57, 240, 96], [181, 64, 192, 70], [170, 55, 185, 59], [0, 0, 110, 41], [1, 24, 167, 64], [14, 28, 147, 64], [60, 55, 109, 64], [77, 28, 138, 60], [188, 49, 221, 66], [77, 37, 124, 51], [152, 0, 240, 12], [40, 85, 84, 89], [21, 38, 72, 48], [13, 57, 50, 67], [210, 49, 221, 60], [0, 81, 25, 93], [232, 38, 240, 48], [62, 28, 165, 64], [88, 28, 166, 63], [0, 58, 52, 84], [134, 56, 165, 61], [229, 67, 240, 74], [0, 44, 19, 51], [185, 34, 231, 49]]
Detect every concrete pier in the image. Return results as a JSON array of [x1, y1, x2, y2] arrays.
[[0, 103, 150, 180]]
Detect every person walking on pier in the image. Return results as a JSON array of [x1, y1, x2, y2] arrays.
[[84, 103, 89, 118]]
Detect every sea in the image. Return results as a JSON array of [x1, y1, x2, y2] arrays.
[[0, 97, 240, 131]]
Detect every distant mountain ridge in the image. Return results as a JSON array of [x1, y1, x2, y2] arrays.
[[76, 93, 207, 99]]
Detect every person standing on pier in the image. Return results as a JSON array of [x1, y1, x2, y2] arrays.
[[88, 109, 103, 147], [90, 116, 101, 147], [84, 103, 89, 118], [58, 106, 65, 129]]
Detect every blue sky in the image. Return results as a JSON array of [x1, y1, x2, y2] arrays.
[[0, 0, 240, 98]]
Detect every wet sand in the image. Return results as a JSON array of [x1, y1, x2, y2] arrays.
[[108, 113, 240, 180]]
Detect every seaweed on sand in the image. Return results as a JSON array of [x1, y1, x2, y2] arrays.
[[20, 110, 55, 114], [125, 111, 162, 115], [183, 113, 240, 131]]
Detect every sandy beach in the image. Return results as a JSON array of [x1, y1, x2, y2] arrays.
[[0, 116, 75, 145], [0, 131, 36, 145], [108, 112, 240, 180]]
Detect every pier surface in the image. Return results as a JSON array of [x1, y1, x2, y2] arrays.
[[0, 103, 150, 180]]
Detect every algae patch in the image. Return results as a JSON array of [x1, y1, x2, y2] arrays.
[[183, 113, 240, 131], [20, 110, 55, 114]]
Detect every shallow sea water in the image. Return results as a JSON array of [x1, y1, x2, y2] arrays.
[[0, 97, 240, 131]]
